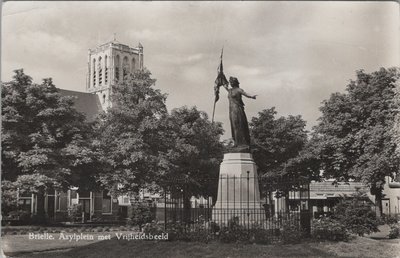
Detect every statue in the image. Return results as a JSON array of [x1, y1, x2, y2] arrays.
[[222, 76, 257, 152], [212, 49, 256, 152]]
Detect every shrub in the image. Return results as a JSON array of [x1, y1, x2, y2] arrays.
[[165, 222, 190, 241], [210, 221, 220, 233], [382, 215, 399, 225], [281, 223, 302, 244], [312, 217, 349, 241], [143, 221, 213, 242], [248, 224, 272, 244], [67, 204, 82, 223], [218, 217, 250, 243], [143, 218, 289, 244], [212, 223, 273, 244], [215, 218, 272, 244], [128, 202, 155, 231], [334, 190, 379, 236], [219, 226, 248, 243], [143, 221, 165, 235], [1, 181, 19, 218], [388, 224, 400, 239], [8, 209, 31, 221]]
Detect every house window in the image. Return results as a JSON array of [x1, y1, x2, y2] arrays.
[[18, 191, 33, 213], [102, 191, 112, 214], [18, 198, 32, 212], [123, 197, 129, 204]]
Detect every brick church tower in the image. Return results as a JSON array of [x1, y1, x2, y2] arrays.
[[86, 40, 144, 110]]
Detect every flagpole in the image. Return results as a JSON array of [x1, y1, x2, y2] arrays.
[[212, 99, 217, 123]]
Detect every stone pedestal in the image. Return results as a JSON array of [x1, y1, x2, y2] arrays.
[[212, 153, 265, 225]]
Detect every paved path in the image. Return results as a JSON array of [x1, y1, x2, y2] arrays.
[[368, 224, 391, 239]]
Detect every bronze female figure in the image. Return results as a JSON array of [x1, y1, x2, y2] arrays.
[[222, 77, 257, 150]]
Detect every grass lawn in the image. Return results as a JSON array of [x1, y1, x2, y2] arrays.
[[3, 233, 400, 258]]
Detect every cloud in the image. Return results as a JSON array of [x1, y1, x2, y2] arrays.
[[228, 65, 264, 77], [127, 29, 170, 42], [2, 1, 398, 136], [187, 53, 204, 62]]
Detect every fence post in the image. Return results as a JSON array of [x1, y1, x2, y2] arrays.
[[233, 175, 236, 217], [247, 171, 250, 229], [164, 189, 167, 231], [227, 174, 229, 220], [220, 174, 222, 225]]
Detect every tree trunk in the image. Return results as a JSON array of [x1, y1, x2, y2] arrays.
[[375, 190, 383, 218]]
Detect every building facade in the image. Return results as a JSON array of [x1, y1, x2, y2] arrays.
[[308, 178, 400, 218], [383, 176, 400, 215]]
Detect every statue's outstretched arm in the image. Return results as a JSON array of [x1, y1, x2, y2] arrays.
[[241, 89, 257, 99]]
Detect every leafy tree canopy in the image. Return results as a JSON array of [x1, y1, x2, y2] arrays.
[[1, 69, 98, 191], [250, 107, 309, 180], [163, 106, 224, 196], [94, 69, 170, 195], [314, 68, 400, 192]]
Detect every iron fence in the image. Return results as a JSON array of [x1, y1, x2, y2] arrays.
[[160, 175, 311, 241]]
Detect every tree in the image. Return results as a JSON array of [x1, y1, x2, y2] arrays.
[[249, 107, 309, 180], [1, 69, 97, 221], [94, 69, 170, 195], [314, 68, 400, 216], [393, 83, 400, 161], [162, 106, 224, 221], [163, 106, 224, 188]]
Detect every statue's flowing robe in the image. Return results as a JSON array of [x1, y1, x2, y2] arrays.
[[228, 88, 251, 147]]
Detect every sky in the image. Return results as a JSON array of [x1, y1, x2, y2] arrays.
[[2, 1, 399, 139]]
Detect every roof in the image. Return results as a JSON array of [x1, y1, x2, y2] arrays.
[[388, 181, 400, 188], [58, 89, 103, 121], [309, 181, 369, 199]]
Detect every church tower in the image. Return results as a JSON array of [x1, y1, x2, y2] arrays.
[[86, 40, 144, 110]]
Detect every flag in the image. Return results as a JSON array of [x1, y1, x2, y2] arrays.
[[214, 48, 228, 103]]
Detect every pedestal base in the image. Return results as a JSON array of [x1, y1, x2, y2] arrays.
[[212, 153, 266, 225]]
